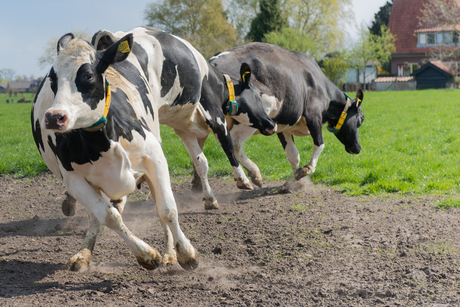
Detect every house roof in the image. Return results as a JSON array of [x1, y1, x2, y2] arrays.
[[412, 61, 454, 76], [7, 81, 33, 89], [388, 0, 460, 55], [415, 25, 460, 33], [388, 0, 432, 55], [374, 76, 414, 83], [429, 60, 456, 74]]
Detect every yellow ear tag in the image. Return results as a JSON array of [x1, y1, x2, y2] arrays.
[[119, 40, 130, 53], [242, 71, 250, 82]]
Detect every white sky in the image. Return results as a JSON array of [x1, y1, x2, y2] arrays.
[[0, 0, 389, 78]]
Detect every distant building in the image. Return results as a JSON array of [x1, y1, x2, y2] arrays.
[[412, 61, 456, 89], [0, 84, 6, 94], [6, 81, 34, 94], [388, 0, 460, 78]]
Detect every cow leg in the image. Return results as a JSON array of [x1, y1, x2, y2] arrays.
[[62, 191, 77, 216], [277, 132, 301, 177], [174, 129, 218, 210], [230, 124, 263, 188], [191, 136, 208, 192], [142, 134, 199, 270], [64, 175, 162, 270], [67, 196, 126, 271], [158, 218, 176, 266], [210, 122, 253, 191], [295, 114, 325, 180]]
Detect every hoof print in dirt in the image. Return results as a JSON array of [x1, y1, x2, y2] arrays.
[[212, 245, 223, 255]]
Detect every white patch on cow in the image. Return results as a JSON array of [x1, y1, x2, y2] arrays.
[[275, 115, 310, 137], [231, 112, 251, 126], [307, 144, 325, 173], [216, 117, 227, 136], [209, 51, 230, 61], [261, 93, 281, 117]]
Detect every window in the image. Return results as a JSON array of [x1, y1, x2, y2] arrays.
[[454, 32, 459, 44], [436, 33, 443, 44], [428, 33, 435, 44], [444, 32, 452, 44], [419, 33, 426, 45]]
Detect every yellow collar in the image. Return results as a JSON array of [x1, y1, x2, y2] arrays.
[[223, 74, 238, 117], [84, 81, 111, 131]]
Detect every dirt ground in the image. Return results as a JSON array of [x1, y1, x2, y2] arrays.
[[1, 172, 460, 306]]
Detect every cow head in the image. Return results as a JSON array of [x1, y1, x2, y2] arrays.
[[226, 63, 277, 135], [42, 33, 133, 132], [325, 89, 364, 154]]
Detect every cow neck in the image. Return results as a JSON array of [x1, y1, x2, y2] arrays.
[[83, 81, 111, 132], [326, 93, 352, 133], [223, 74, 238, 117]]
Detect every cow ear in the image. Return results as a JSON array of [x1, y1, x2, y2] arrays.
[[356, 89, 364, 106], [97, 34, 133, 73], [240, 63, 251, 85], [91, 30, 116, 51], [57, 33, 74, 54]]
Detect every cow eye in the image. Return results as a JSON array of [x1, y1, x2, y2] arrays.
[[83, 74, 94, 82]]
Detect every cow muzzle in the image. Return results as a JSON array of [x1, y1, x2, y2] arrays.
[[346, 144, 361, 154], [44, 110, 69, 131], [262, 123, 277, 136]]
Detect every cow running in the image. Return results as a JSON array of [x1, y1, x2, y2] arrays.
[[31, 32, 199, 271], [90, 27, 277, 210], [209, 42, 364, 187]]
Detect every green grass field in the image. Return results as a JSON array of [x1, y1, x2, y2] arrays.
[[1, 90, 460, 199]]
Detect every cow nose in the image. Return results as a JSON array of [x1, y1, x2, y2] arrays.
[[347, 144, 361, 154], [265, 123, 277, 135], [44, 111, 68, 130]]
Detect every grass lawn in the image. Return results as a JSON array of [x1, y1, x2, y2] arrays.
[[2, 90, 460, 199]]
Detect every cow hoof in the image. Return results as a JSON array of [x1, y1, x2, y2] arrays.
[[248, 171, 263, 188], [237, 180, 253, 190], [136, 247, 162, 270], [162, 252, 177, 266], [295, 165, 314, 181], [176, 244, 199, 270], [67, 248, 91, 271], [204, 198, 219, 210], [62, 192, 77, 217]]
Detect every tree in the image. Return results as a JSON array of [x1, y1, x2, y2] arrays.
[[145, 0, 238, 58], [346, 23, 395, 86], [38, 30, 92, 69], [369, 1, 393, 37], [0, 68, 17, 82], [246, 0, 287, 42], [419, 0, 460, 59], [319, 52, 348, 86], [225, 0, 260, 41], [280, 0, 352, 54], [262, 27, 319, 56]]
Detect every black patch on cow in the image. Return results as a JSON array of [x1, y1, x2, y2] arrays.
[[132, 42, 149, 81], [48, 129, 111, 172], [105, 89, 148, 142], [49, 68, 58, 95], [111, 59, 155, 120], [75, 63, 105, 110], [31, 118, 44, 153], [145, 28, 201, 106], [31, 77, 48, 153]]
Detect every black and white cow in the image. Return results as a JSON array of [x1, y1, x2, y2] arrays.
[[90, 27, 277, 209], [31, 33, 199, 271], [209, 42, 364, 187]]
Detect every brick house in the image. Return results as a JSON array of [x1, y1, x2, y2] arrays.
[[388, 0, 460, 77]]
